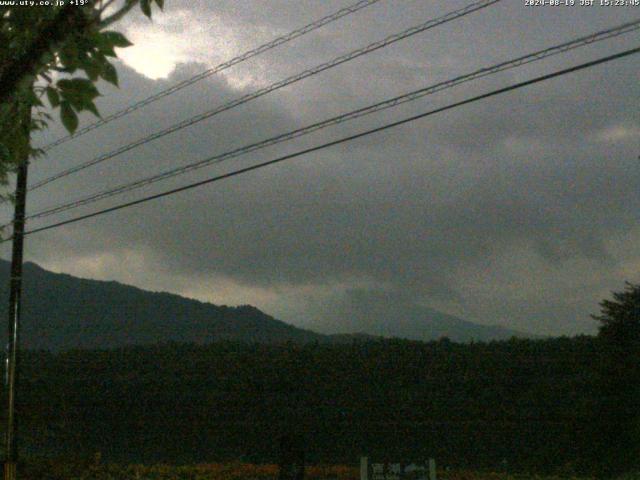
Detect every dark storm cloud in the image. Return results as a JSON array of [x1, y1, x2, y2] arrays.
[[11, 0, 640, 336]]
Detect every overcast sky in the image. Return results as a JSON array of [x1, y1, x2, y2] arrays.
[[3, 0, 639, 336]]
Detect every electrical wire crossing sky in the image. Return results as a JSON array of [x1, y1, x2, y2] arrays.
[[14, 0, 640, 338], [21, 18, 640, 223]]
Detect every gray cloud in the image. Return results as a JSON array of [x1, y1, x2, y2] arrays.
[[5, 0, 639, 337]]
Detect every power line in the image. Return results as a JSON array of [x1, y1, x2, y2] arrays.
[[29, 0, 502, 191], [38, 0, 385, 153], [24, 19, 640, 222], [12, 45, 639, 241]]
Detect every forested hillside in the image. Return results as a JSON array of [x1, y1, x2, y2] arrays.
[[0, 260, 528, 350], [0, 261, 324, 349]]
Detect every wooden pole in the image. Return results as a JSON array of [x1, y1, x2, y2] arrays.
[[3, 104, 31, 480]]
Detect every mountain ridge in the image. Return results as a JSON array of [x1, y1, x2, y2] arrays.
[[0, 259, 532, 350]]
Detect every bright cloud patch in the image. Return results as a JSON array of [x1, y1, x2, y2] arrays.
[[597, 124, 640, 143], [118, 9, 275, 87]]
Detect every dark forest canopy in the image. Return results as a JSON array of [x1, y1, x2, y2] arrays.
[[4, 336, 614, 475], [1, 277, 637, 477]]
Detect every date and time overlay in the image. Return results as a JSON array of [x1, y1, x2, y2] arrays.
[[4, 0, 640, 7], [525, 0, 639, 6], [3, 0, 640, 7]]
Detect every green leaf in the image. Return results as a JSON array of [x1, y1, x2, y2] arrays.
[[40, 51, 55, 67], [100, 31, 133, 49], [141, 0, 152, 17], [30, 148, 45, 160], [99, 43, 117, 58], [101, 62, 118, 86], [60, 102, 79, 134], [0, 144, 10, 164], [155, 0, 164, 10], [35, 110, 52, 119], [46, 87, 60, 108], [84, 100, 101, 119], [28, 90, 43, 108], [58, 78, 100, 99], [59, 40, 80, 71], [91, 49, 110, 69], [57, 78, 102, 116], [81, 58, 101, 81]]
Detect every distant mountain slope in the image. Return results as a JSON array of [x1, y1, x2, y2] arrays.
[[0, 260, 532, 350], [296, 288, 534, 342], [0, 260, 324, 350]]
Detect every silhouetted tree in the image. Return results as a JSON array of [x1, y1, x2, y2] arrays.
[[590, 282, 640, 476], [594, 282, 640, 343]]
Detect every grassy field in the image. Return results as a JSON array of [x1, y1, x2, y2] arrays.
[[20, 461, 609, 480], [23, 462, 356, 480]]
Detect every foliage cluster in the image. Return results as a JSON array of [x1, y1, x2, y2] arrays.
[[0, 0, 163, 197]]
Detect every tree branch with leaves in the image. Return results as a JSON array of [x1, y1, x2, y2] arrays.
[[0, 0, 164, 200]]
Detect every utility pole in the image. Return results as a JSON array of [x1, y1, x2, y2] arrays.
[[3, 104, 31, 480]]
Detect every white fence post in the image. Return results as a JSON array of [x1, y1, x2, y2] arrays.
[[360, 457, 368, 480], [428, 459, 436, 480]]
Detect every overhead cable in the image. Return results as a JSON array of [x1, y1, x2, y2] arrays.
[[25, 20, 640, 222], [12, 45, 639, 240], [30, 0, 502, 191], [39, 0, 385, 152]]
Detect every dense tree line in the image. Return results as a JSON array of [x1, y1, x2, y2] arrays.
[[2, 336, 602, 473], [3, 283, 637, 477]]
